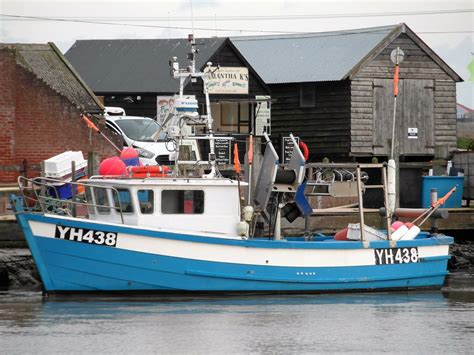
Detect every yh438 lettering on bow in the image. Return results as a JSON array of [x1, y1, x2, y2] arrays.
[[55, 225, 117, 247]]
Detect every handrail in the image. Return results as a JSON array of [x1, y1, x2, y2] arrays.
[[17, 176, 125, 224]]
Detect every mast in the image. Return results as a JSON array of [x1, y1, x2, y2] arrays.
[[169, 34, 217, 178]]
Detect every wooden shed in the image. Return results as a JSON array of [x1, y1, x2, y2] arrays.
[[232, 23, 463, 160]]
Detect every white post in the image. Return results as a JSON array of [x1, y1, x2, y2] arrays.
[[274, 204, 282, 240], [201, 70, 216, 178]]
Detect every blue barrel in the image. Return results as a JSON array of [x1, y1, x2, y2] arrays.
[[421, 176, 464, 208]]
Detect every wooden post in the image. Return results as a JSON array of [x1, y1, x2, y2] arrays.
[[71, 161, 76, 217], [87, 151, 100, 177], [21, 159, 28, 178]]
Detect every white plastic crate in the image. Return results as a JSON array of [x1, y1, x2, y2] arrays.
[[347, 223, 387, 241], [43, 151, 87, 178]]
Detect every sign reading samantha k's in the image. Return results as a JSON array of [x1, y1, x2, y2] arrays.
[[205, 67, 249, 94]]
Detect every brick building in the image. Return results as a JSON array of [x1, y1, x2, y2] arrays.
[[0, 43, 119, 183]]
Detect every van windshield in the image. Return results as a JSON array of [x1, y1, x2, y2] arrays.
[[115, 119, 164, 142]]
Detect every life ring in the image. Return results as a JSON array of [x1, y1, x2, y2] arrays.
[[299, 141, 309, 161], [127, 165, 170, 178]]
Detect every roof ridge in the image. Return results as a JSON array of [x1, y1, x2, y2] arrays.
[[73, 37, 226, 43], [230, 24, 400, 42], [457, 103, 473, 112]]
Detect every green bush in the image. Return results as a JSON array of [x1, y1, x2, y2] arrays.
[[458, 137, 474, 150]]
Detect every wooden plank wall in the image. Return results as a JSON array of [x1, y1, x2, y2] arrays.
[[351, 33, 457, 156], [269, 81, 351, 159]]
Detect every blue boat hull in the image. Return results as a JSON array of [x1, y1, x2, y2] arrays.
[[16, 213, 452, 293]]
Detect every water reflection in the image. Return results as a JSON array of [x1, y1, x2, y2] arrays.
[[1, 274, 473, 354]]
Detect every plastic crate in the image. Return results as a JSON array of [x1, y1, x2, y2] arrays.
[[44, 151, 87, 178], [421, 176, 464, 208], [48, 173, 87, 199]]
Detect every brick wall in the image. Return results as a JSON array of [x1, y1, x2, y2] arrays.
[[0, 48, 120, 183], [0, 50, 17, 182]]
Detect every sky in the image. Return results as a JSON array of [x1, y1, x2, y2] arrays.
[[1, 0, 473, 106]]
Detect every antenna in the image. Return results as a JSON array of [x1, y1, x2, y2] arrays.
[[190, 0, 195, 37], [169, 38, 217, 178]]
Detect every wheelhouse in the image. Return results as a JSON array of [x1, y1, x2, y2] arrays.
[[83, 178, 244, 237]]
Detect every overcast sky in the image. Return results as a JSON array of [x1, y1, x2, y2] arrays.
[[1, 0, 472, 106]]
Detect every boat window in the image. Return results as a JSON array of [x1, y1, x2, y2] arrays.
[[94, 187, 111, 214], [161, 190, 204, 214], [113, 188, 134, 214], [85, 186, 95, 215], [137, 189, 154, 214]]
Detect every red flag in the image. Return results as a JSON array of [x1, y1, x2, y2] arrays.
[[233, 143, 241, 174], [393, 65, 400, 97], [82, 114, 100, 132]]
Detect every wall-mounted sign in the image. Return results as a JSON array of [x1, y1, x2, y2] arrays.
[[282, 136, 300, 164], [215, 138, 231, 164], [255, 95, 271, 136], [408, 127, 418, 139], [205, 67, 249, 94], [157, 96, 175, 126]]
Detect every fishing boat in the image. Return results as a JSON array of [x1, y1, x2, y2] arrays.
[[10, 35, 453, 294]]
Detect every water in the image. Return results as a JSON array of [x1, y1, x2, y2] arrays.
[[1, 274, 473, 354]]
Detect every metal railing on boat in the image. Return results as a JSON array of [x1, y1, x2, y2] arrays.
[[17, 176, 126, 224]]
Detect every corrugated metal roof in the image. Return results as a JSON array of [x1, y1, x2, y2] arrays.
[[0, 43, 103, 113], [230, 25, 398, 84], [65, 38, 226, 93]]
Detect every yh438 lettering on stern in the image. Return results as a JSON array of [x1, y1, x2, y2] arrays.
[[374, 247, 419, 265], [55, 225, 117, 247]]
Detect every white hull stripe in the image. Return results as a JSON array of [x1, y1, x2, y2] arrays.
[[28, 220, 449, 268]]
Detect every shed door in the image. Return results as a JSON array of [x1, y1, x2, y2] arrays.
[[401, 79, 434, 155], [373, 79, 403, 155], [373, 78, 434, 156]]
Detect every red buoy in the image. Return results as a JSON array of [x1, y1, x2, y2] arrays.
[[99, 157, 127, 176], [334, 228, 349, 241], [299, 141, 309, 161], [120, 147, 140, 166]]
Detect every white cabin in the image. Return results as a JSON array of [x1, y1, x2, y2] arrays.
[[83, 178, 244, 237]]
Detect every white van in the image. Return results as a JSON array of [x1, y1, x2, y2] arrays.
[[105, 115, 176, 165]]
